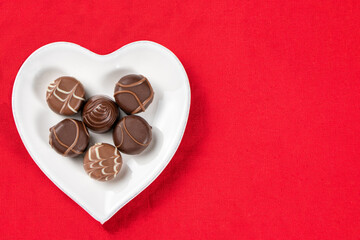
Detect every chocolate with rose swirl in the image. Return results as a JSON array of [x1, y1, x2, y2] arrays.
[[82, 95, 119, 133]]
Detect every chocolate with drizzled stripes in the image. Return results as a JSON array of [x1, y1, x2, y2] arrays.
[[83, 143, 123, 181], [113, 115, 152, 155], [114, 74, 154, 114], [46, 76, 86, 115], [49, 118, 90, 157]]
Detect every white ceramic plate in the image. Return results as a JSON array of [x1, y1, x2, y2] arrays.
[[12, 41, 190, 224]]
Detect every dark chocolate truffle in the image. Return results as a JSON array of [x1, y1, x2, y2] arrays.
[[83, 143, 123, 181], [49, 118, 90, 157], [113, 115, 152, 155], [46, 76, 85, 115], [82, 95, 119, 133], [113, 74, 154, 114]]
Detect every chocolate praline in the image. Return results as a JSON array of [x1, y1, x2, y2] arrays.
[[83, 143, 123, 181], [46, 76, 86, 115], [49, 118, 90, 157], [82, 95, 119, 133], [113, 74, 154, 115], [113, 115, 152, 155]]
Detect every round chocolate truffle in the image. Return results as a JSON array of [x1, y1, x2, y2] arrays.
[[46, 76, 86, 115], [113, 115, 152, 155], [113, 74, 154, 115], [82, 95, 119, 133], [49, 118, 90, 157], [83, 143, 123, 181]]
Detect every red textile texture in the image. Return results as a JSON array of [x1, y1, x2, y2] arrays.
[[1, 0, 360, 239]]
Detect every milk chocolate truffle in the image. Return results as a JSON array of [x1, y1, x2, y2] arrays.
[[83, 143, 123, 181], [49, 119, 90, 157], [113, 115, 152, 155], [46, 76, 86, 115], [82, 95, 119, 133], [114, 74, 154, 114]]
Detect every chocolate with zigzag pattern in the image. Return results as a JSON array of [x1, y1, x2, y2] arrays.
[[83, 143, 122, 181]]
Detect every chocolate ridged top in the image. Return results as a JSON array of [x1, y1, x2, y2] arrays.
[[83, 143, 123, 181], [49, 118, 90, 157], [82, 95, 119, 133], [113, 115, 152, 155], [113, 74, 154, 115], [46, 76, 85, 116]]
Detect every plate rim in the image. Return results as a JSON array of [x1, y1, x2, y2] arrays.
[[11, 40, 191, 224]]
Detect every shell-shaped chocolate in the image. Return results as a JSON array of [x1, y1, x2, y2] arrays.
[[113, 74, 154, 114], [113, 115, 152, 155], [46, 76, 86, 115], [83, 143, 123, 181], [82, 95, 119, 133], [49, 119, 90, 157]]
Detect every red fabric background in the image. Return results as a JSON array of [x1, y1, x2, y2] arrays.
[[1, 0, 360, 239]]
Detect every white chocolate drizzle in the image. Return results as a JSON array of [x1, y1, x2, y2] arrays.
[[84, 143, 122, 181], [46, 78, 85, 114]]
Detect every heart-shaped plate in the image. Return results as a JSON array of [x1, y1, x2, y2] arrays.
[[12, 41, 191, 223]]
